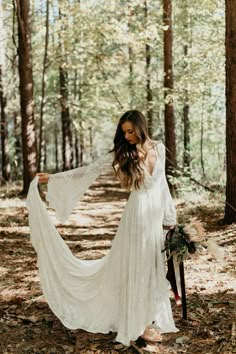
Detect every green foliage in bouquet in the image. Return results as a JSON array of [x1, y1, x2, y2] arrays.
[[162, 224, 197, 263]]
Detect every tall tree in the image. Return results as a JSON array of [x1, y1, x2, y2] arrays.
[[0, 65, 11, 183], [14, 0, 37, 194], [59, 63, 73, 170], [38, 0, 49, 172], [12, 8, 22, 178], [224, 0, 236, 223], [79, 121, 84, 166], [54, 122, 59, 171], [163, 0, 176, 176], [0, 2, 11, 183], [182, 0, 190, 170], [74, 130, 79, 168], [144, 0, 153, 137], [58, 5, 73, 171], [127, 2, 134, 109]]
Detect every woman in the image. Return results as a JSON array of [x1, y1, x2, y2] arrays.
[[28, 110, 178, 347]]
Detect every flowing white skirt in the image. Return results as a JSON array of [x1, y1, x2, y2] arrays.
[[27, 178, 178, 346]]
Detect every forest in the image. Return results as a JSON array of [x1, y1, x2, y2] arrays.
[[0, 0, 235, 353]]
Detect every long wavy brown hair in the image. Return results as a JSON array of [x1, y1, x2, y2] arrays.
[[111, 110, 149, 190]]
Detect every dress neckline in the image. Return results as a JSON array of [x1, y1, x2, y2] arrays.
[[143, 143, 158, 177]]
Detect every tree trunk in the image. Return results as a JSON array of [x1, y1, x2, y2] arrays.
[[200, 105, 205, 178], [12, 6, 21, 178], [0, 65, 11, 183], [43, 134, 47, 171], [144, 0, 153, 137], [75, 132, 79, 168], [182, 1, 190, 169], [79, 140, 84, 166], [224, 0, 236, 223], [13, 112, 22, 177], [38, 0, 49, 172], [128, 46, 134, 108], [72, 71, 79, 168], [79, 122, 84, 166], [54, 124, 59, 171], [59, 64, 73, 170], [183, 92, 190, 169], [14, 0, 37, 194], [127, 3, 134, 108], [89, 126, 93, 158], [163, 0, 176, 176], [58, 6, 73, 171]]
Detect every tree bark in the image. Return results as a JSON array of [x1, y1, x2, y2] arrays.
[[72, 71, 79, 168], [127, 3, 134, 109], [200, 105, 205, 178], [14, 0, 37, 194], [144, 0, 153, 137], [54, 124, 59, 171], [79, 121, 84, 166], [75, 132, 79, 168], [224, 0, 236, 223], [182, 1, 191, 169], [0, 65, 11, 183], [13, 112, 21, 177], [128, 46, 134, 108], [59, 64, 73, 170], [38, 0, 49, 172], [163, 0, 176, 178], [58, 6, 73, 171], [183, 93, 190, 168], [12, 7, 21, 178]]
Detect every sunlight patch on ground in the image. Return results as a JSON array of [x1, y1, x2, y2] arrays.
[[47, 211, 94, 227], [0, 266, 8, 277], [22, 274, 40, 284], [0, 287, 32, 300], [67, 213, 94, 226], [0, 198, 26, 208], [185, 253, 236, 295], [66, 239, 112, 250]]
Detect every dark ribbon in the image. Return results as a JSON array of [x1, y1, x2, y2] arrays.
[[165, 228, 187, 320]]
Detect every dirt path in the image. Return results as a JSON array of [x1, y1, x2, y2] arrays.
[[0, 172, 235, 354]]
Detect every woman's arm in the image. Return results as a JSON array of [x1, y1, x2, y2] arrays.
[[37, 172, 51, 184], [158, 142, 177, 228]]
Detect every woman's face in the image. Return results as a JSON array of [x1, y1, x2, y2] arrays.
[[121, 121, 138, 145]]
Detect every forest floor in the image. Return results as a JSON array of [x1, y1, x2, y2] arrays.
[[0, 170, 235, 354]]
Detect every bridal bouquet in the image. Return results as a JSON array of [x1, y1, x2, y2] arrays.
[[162, 219, 224, 263]]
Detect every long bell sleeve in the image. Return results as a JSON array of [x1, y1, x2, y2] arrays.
[[46, 154, 112, 223], [158, 142, 177, 227]]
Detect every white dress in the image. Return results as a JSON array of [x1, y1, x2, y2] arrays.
[[26, 141, 178, 346]]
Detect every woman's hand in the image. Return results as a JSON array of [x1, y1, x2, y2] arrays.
[[37, 172, 51, 184]]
